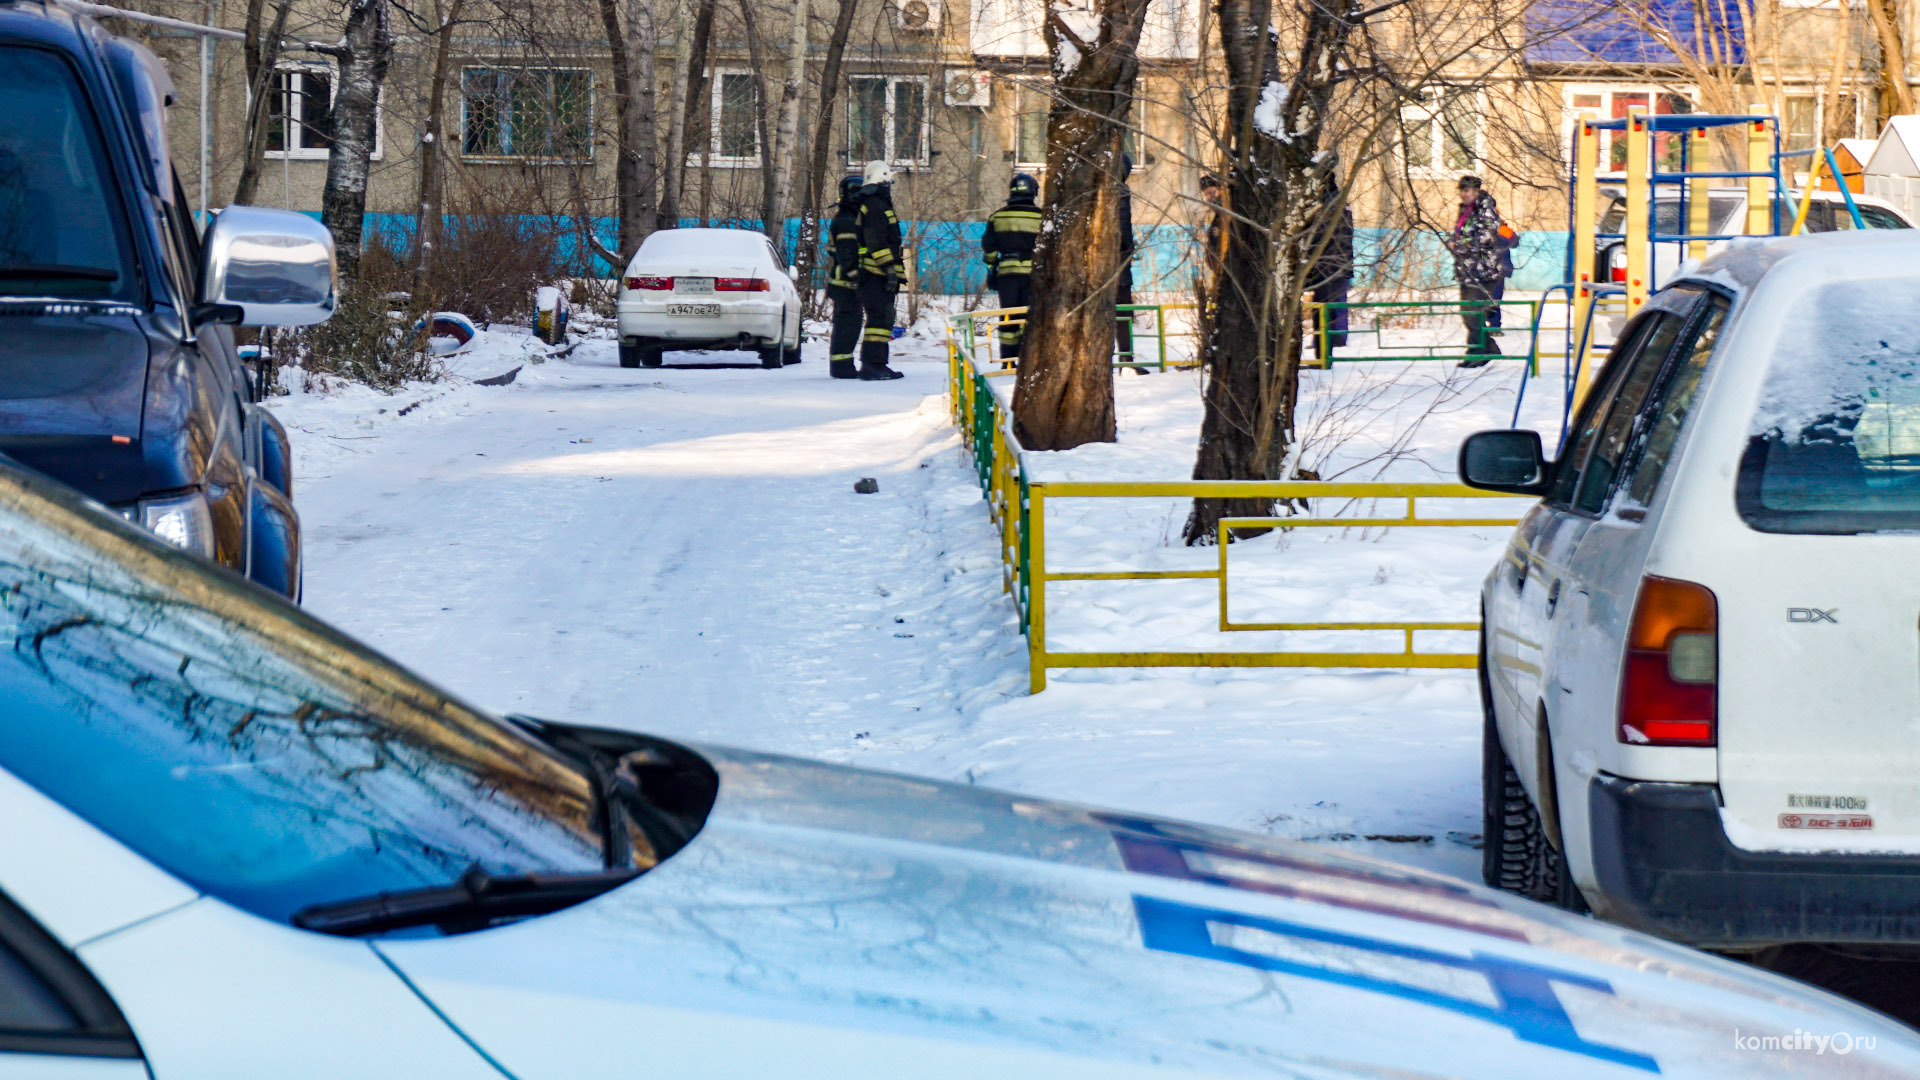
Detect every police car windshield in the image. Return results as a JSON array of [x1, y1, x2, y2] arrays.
[[0, 466, 605, 926], [0, 47, 139, 301]]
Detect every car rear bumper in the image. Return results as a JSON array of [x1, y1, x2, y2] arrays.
[[618, 302, 783, 344], [1587, 775, 1920, 947]]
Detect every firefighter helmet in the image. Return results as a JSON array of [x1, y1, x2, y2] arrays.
[[1008, 173, 1039, 200]]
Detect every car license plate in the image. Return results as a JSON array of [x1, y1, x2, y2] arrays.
[[667, 303, 721, 317], [676, 277, 715, 294]]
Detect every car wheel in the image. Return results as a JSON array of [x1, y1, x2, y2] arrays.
[[1480, 647, 1585, 910], [783, 324, 803, 365], [619, 343, 642, 369], [640, 346, 664, 368], [758, 339, 786, 369]]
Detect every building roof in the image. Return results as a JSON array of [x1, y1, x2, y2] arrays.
[[1865, 116, 1920, 178], [1525, 0, 1746, 67]]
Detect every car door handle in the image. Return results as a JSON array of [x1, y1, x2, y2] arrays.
[[1545, 579, 1562, 618]]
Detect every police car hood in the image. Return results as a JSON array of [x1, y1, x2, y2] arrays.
[[375, 745, 1920, 1079]]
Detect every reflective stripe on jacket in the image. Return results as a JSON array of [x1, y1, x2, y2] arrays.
[[856, 185, 903, 276], [983, 199, 1041, 277]]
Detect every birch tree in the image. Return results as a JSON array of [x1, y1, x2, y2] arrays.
[[1010, 0, 1156, 450], [600, 0, 663, 257], [312, 0, 393, 286]]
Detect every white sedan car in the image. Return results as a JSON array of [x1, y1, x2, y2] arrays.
[[1464, 230, 1920, 949], [616, 228, 802, 369], [4, 456, 1920, 1078]]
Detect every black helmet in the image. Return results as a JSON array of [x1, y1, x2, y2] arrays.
[[839, 174, 863, 201], [1009, 173, 1039, 200]]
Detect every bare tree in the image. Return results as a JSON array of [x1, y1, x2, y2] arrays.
[[1865, 0, 1913, 119], [1010, 0, 1156, 450], [600, 0, 663, 257], [409, 0, 464, 292], [794, 0, 860, 298], [310, 0, 393, 285], [230, 0, 291, 205], [661, 0, 718, 226]]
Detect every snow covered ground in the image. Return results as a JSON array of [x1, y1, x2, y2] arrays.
[[275, 302, 1567, 885]]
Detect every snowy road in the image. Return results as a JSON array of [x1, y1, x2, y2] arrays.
[[278, 324, 1489, 883]]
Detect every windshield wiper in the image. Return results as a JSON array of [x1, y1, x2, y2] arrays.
[[291, 864, 639, 937], [0, 264, 118, 281]]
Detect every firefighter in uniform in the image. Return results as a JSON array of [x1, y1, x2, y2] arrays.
[[827, 174, 865, 380], [854, 160, 906, 380], [982, 173, 1041, 362]]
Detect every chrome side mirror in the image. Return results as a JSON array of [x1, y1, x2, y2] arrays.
[[199, 206, 336, 327]]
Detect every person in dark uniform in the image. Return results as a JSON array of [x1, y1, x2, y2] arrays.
[[1115, 153, 1137, 366], [854, 159, 905, 381], [982, 172, 1041, 362], [1307, 180, 1355, 363], [826, 174, 865, 379]]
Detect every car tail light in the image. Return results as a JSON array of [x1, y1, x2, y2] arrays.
[[1619, 575, 1717, 747], [1607, 246, 1628, 283], [627, 276, 672, 290], [715, 277, 769, 292]]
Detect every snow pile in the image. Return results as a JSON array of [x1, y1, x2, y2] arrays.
[[1253, 80, 1291, 141]]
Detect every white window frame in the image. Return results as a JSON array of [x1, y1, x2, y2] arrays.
[[847, 74, 932, 169], [1399, 86, 1483, 178], [1560, 83, 1698, 176], [1778, 87, 1864, 156], [705, 68, 761, 168], [458, 66, 595, 163], [1011, 80, 1049, 170], [261, 62, 383, 161]]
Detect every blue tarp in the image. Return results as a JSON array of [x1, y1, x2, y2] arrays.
[[1525, 0, 1746, 66], [355, 212, 1576, 294]]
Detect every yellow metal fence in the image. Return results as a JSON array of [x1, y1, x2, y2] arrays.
[[945, 320, 1527, 692]]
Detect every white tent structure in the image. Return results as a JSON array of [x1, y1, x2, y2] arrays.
[[1863, 116, 1920, 222]]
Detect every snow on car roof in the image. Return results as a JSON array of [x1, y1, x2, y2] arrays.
[[1679, 228, 1920, 293], [636, 228, 771, 260]]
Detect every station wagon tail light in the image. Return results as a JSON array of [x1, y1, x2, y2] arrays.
[[1619, 575, 1717, 747], [715, 277, 769, 292], [1608, 246, 1628, 283], [627, 276, 672, 290]]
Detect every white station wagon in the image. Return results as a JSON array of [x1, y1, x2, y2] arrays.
[[1462, 230, 1920, 949], [616, 227, 803, 369]]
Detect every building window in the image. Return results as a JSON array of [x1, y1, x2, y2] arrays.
[[1782, 91, 1859, 154], [460, 68, 591, 160], [1401, 87, 1480, 176], [711, 70, 760, 164], [1562, 85, 1694, 173], [265, 65, 338, 159], [848, 76, 929, 167], [1015, 83, 1048, 168]]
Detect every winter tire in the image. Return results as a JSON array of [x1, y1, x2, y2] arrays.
[[758, 340, 786, 368], [619, 343, 641, 369], [640, 346, 664, 368], [1480, 640, 1585, 910]]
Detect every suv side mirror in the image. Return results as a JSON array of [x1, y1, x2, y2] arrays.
[[199, 206, 336, 327], [1459, 430, 1550, 495]]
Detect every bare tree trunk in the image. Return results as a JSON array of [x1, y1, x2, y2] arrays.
[[1867, 0, 1915, 120], [793, 0, 856, 298], [231, 0, 291, 205], [411, 0, 463, 294], [661, 0, 716, 227], [1008, 0, 1155, 451], [601, 0, 662, 259], [740, 0, 778, 233], [763, 0, 810, 253], [316, 0, 394, 286], [1183, 0, 1357, 543]]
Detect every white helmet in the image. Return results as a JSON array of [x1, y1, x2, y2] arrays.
[[863, 159, 895, 186]]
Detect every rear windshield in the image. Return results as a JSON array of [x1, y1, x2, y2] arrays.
[[1739, 279, 1920, 533], [1598, 196, 1742, 237], [0, 48, 138, 300]]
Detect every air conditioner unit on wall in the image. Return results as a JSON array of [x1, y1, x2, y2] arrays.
[[944, 69, 991, 108], [894, 0, 940, 32]]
